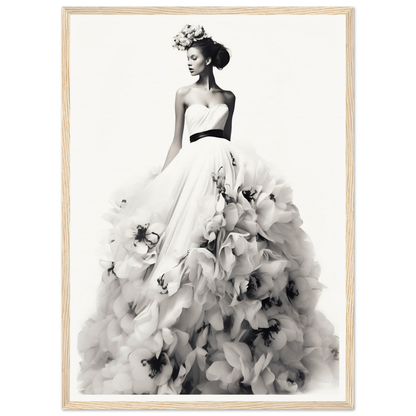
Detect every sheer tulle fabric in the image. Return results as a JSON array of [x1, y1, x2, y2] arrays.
[[78, 105, 339, 395]]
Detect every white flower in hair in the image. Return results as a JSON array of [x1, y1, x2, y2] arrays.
[[172, 24, 211, 51]]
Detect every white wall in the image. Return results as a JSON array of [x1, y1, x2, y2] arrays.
[[69, 13, 346, 401]]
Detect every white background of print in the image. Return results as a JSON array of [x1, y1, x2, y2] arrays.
[[69, 13, 345, 401]]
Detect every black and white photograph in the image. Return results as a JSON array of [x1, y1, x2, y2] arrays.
[[66, 9, 350, 406]]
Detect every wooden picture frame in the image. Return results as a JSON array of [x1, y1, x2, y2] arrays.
[[62, 6, 354, 410]]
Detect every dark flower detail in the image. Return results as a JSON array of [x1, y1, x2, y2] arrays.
[[287, 378, 295, 384], [242, 188, 258, 204], [223, 314, 234, 333], [211, 166, 226, 194], [211, 166, 237, 204], [196, 323, 212, 351], [127, 301, 136, 316], [239, 382, 253, 394], [171, 360, 180, 381], [107, 262, 118, 278], [134, 223, 160, 249], [196, 322, 210, 334], [222, 191, 236, 204], [106, 355, 114, 364], [230, 152, 236, 166], [157, 275, 168, 294], [297, 371, 306, 388], [200, 239, 216, 253], [256, 233, 268, 243], [247, 272, 262, 300], [331, 348, 339, 360], [181, 380, 194, 394], [117, 199, 127, 208], [261, 296, 282, 310], [270, 193, 276, 202], [286, 279, 299, 302], [254, 319, 282, 347], [141, 354, 167, 379]]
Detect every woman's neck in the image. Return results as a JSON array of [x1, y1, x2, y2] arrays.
[[196, 69, 217, 91]]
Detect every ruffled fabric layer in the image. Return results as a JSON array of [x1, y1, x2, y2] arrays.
[[78, 138, 339, 395]]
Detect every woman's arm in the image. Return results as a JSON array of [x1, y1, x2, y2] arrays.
[[223, 92, 236, 141], [161, 88, 187, 171]]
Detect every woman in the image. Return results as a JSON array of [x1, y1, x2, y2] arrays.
[[162, 34, 235, 171], [78, 24, 339, 395]]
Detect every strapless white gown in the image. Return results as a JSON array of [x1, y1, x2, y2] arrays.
[[78, 103, 339, 395]]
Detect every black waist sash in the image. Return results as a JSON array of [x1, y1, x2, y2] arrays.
[[190, 129, 228, 143]]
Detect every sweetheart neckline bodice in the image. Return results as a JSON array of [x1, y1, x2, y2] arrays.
[[185, 103, 229, 136], [185, 103, 229, 114]]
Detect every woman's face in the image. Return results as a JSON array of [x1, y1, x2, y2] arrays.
[[187, 46, 210, 76]]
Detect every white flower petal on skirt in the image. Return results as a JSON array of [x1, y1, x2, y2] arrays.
[[113, 371, 133, 393], [120, 313, 134, 335], [113, 293, 129, 319], [133, 241, 149, 255], [154, 353, 173, 387], [302, 357, 334, 384], [157, 285, 193, 329], [223, 342, 252, 369], [133, 301, 159, 342], [206, 361, 225, 381], [272, 329, 288, 351]]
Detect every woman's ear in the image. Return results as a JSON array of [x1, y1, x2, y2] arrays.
[[206, 57, 212, 66]]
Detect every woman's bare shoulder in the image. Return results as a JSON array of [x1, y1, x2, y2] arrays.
[[175, 85, 194, 107], [222, 90, 236, 106], [176, 85, 193, 97]]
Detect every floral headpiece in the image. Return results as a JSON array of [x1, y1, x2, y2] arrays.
[[172, 24, 211, 51]]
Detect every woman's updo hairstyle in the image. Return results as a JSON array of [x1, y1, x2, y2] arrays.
[[172, 24, 231, 70], [191, 38, 230, 70]]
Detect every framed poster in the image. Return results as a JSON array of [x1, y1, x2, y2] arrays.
[[62, 6, 354, 410]]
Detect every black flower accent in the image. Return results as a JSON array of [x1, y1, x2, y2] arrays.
[[246, 319, 282, 348], [181, 380, 194, 394], [255, 319, 282, 347], [212, 165, 237, 204], [270, 193, 276, 202], [127, 301, 137, 317], [239, 382, 253, 394], [286, 279, 299, 302], [230, 152, 236, 166], [196, 322, 210, 334], [247, 271, 261, 300], [141, 353, 167, 379], [211, 166, 226, 194], [117, 199, 127, 208], [196, 323, 212, 351], [200, 239, 216, 253], [157, 275, 168, 294], [297, 371, 306, 388], [261, 296, 282, 311], [242, 188, 258, 204], [107, 262, 118, 278], [223, 314, 234, 333], [222, 191, 236, 204], [134, 223, 160, 249]]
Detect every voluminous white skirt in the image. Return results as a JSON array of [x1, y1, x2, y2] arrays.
[[78, 137, 339, 395]]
